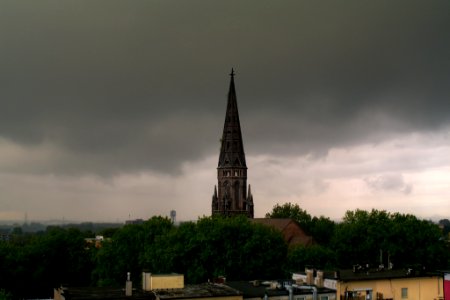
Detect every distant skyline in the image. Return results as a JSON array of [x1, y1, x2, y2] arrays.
[[1, 1, 450, 222]]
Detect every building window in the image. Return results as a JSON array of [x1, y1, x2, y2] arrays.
[[294, 297, 305, 300], [320, 296, 328, 300], [401, 288, 408, 298]]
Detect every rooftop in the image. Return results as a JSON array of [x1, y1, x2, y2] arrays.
[[336, 269, 441, 282], [56, 283, 240, 300], [155, 283, 242, 300], [56, 286, 154, 300], [252, 218, 314, 247], [226, 281, 334, 298]]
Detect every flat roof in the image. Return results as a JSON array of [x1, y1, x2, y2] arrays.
[[336, 269, 441, 282], [154, 283, 242, 300], [58, 284, 240, 300], [225, 281, 335, 298], [57, 287, 154, 300], [145, 273, 183, 277]]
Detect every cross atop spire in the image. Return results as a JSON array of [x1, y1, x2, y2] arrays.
[[230, 68, 235, 77]]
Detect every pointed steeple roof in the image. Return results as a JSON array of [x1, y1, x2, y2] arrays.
[[218, 69, 247, 168]]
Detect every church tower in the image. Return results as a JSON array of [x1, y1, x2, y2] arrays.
[[212, 69, 254, 218]]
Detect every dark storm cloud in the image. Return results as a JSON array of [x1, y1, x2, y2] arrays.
[[1, 0, 449, 175]]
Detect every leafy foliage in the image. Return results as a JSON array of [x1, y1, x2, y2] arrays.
[[0, 207, 448, 298], [267, 204, 448, 272], [309, 216, 336, 247], [140, 216, 287, 283], [0, 289, 12, 300], [93, 216, 173, 286], [266, 203, 312, 232], [265, 202, 335, 246], [0, 226, 93, 298], [92, 215, 287, 285], [287, 245, 336, 271], [332, 209, 449, 269], [439, 219, 450, 236]]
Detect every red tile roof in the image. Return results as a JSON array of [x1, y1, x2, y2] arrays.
[[252, 218, 315, 247]]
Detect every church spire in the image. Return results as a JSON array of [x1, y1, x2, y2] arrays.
[[218, 69, 247, 168], [229, 68, 235, 93], [212, 69, 254, 218]]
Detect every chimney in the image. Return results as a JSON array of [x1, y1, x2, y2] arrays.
[[142, 271, 151, 291], [125, 272, 132, 296], [315, 270, 324, 288], [334, 270, 340, 279], [306, 269, 314, 285]]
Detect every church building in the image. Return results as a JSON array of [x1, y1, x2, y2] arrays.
[[212, 70, 254, 218]]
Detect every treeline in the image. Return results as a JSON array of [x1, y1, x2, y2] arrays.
[[269, 204, 449, 272], [0, 221, 122, 234], [0, 226, 94, 298], [93, 216, 286, 287], [0, 206, 449, 299]]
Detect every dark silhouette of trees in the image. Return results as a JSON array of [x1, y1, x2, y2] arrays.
[[141, 216, 287, 283], [93, 216, 173, 286], [332, 209, 449, 269], [439, 219, 450, 236], [0, 289, 12, 300], [0, 226, 93, 298], [94, 216, 287, 285], [265, 202, 335, 246], [266, 204, 449, 272], [266, 202, 313, 232], [287, 244, 336, 271], [0, 208, 448, 299]]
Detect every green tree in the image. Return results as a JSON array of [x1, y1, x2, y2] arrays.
[[309, 216, 336, 246], [332, 209, 449, 269], [265, 202, 336, 246], [286, 245, 336, 272], [332, 209, 391, 267], [99, 227, 120, 238], [439, 219, 450, 236], [25, 227, 93, 293], [0, 226, 94, 298], [266, 203, 312, 232], [142, 216, 287, 283], [93, 216, 173, 286], [11, 227, 23, 236], [388, 213, 448, 269], [0, 289, 12, 300], [0, 243, 15, 297]]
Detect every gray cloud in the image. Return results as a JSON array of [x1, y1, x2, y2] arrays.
[[1, 0, 449, 176], [364, 173, 413, 195]]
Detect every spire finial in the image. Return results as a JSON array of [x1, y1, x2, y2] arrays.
[[230, 68, 235, 77]]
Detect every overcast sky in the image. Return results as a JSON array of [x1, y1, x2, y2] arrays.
[[1, 1, 450, 223]]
